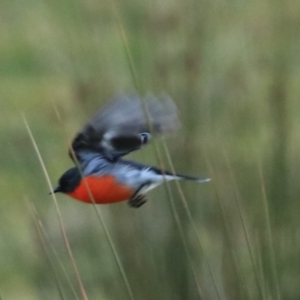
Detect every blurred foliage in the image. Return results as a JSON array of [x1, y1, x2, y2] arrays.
[[1, 0, 300, 299]]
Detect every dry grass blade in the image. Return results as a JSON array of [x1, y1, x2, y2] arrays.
[[26, 199, 68, 300], [205, 154, 251, 299], [26, 199, 80, 300], [255, 231, 268, 299], [104, 3, 206, 295], [106, 0, 139, 90], [85, 195, 136, 300], [223, 150, 264, 299], [164, 181, 204, 298], [258, 161, 281, 300], [51, 101, 136, 300], [148, 137, 205, 298], [22, 114, 89, 300], [162, 140, 222, 300]]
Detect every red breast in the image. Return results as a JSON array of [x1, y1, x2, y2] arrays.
[[67, 175, 134, 204]]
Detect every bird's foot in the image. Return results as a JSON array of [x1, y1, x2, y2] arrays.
[[128, 195, 147, 208]]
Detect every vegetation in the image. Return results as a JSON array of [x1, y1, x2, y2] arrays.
[[1, 0, 300, 299]]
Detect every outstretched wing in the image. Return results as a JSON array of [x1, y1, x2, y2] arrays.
[[70, 94, 179, 162]]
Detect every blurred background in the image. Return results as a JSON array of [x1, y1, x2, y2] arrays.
[[1, 0, 300, 299]]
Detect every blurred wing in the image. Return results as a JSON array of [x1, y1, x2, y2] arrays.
[[70, 94, 179, 162]]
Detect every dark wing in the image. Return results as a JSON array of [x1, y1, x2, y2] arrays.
[[70, 94, 179, 162]]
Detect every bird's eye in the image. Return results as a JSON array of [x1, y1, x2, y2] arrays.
[[140, 133, 151, 145]]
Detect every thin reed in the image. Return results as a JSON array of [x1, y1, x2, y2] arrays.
[[1, 0, 299, 299]]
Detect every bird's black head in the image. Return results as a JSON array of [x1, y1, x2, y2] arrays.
[[52, 167, 81, 194]]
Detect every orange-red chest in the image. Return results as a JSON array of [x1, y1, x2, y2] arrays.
[[67, 175, 133, 204]]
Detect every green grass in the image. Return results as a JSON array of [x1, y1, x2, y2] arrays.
[[1, 0, 300, 299]]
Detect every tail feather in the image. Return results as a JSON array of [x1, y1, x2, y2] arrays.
[[174, 173, 211, 183], [152, 167, 211, 183]]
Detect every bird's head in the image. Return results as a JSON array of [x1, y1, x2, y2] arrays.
[[51, 167, 81, 195]]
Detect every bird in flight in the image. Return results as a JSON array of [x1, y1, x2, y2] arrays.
[[52, 94, 210, 208]]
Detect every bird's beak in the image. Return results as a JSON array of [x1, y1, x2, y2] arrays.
[[49, 186, 61, 195]]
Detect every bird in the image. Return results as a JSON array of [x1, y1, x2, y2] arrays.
[[52, 94, 210, 208]]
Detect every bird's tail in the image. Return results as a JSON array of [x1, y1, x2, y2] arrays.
[[173, 173, 211, 183], [148, 165, 211, 183]]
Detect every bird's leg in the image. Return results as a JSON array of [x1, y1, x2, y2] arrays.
[[128, 194, 147, 208], [128, 183, 149, 208]]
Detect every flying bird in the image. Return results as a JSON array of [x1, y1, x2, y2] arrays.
[[52, 94, 210, 208]]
